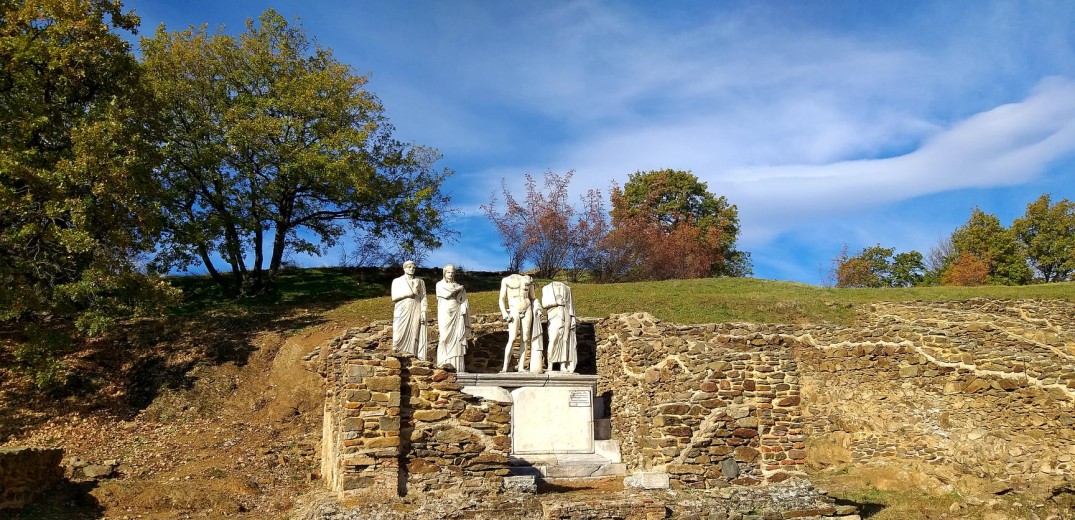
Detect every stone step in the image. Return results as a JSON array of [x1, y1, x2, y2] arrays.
[[508, 453, 627, 479]]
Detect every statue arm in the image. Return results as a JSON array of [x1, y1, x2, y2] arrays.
[[435, 281, 452, 299], [498, 279, 509, 319], [390, 278, 412, 302], [419, 280, 428, 317]]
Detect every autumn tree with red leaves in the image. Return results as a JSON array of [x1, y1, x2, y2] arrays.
[[482, 170, 607, 279], [942, 253, 990, 286], [595, 169, 750, 282]]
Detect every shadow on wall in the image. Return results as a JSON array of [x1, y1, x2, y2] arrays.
[[464, 323, 598, 375], [9, 480, 103, 519]]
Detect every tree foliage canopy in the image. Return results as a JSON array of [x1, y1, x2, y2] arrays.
[[142, 10, 452, 295], [605, 169, 751, 280], [0, 2, 171, 327], [833, 244, 924, 288], [0, 0, 176, 388], [1012, 193, 1075, 283], [949, 207, 1032, 286]]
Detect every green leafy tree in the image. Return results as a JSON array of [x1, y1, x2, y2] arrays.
[[1012, 194, 1075, 282], [608, 169, 751, 278], [833, 244, 924, 288], [949, 207, 1032, 285], [890, 250, 926, 287], [142, 10, 452, 295], [0, 0, 175, 388]]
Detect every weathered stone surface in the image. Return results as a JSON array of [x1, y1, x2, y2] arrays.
[[412, 410, 449, 422], [502, 475, 536, 493], [624, 472, 670, 489], [0, 447, 64, 509], [734, 446, 760, 462], [365, 437, 400, 449], [364, 376, 400, 392], [718, 458, 740, 478]]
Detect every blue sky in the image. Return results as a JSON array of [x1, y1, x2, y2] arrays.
[[124, 0, 1075, 284]]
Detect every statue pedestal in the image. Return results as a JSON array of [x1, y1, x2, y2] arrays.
[[458, 373, 597, 454], [458, 373, 624, 479]]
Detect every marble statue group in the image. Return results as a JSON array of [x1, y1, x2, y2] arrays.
[[390, 263, 577, 374]]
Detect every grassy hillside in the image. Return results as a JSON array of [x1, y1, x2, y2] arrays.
[[4, 267, 1074, 518], [214, 267, 1075, 327]]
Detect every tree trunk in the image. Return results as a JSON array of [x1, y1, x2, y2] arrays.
[[197, 243, 236, 296], [268, 224, 288, 276]]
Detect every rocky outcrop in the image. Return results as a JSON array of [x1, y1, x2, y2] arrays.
[[0, 446, 64, 510]]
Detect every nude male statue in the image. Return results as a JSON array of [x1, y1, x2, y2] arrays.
[[498, 273, 543, 373]]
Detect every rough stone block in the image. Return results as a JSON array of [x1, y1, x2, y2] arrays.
[[718, 458, 740, 478], [342, 417, 364, 432], [345, 365, 372, 382], [624, 472, 670, 489], [502, 475, 537, 493], [365, 437, 400, 449], [667, 464, 705, 475], [413, 409, 449, 422]]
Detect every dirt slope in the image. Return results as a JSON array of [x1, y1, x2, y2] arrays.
[[2, 318, 349, 518]]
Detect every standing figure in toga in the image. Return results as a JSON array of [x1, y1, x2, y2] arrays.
[[498, 273, 543, 372], [391, 260, 427, 360], [541, 281, 577, 373], [435, 264, 470, 371]]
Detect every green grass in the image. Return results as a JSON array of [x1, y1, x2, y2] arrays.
[[315, 273, 1075, 326]]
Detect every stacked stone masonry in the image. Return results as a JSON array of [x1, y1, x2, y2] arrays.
[[798, 299, 1075, 484], [0, 447, 64, 510], [595, 313, 807, 490], [591, 299, 1074, 489], [320, 323, 512, 497], [321, 299, 1074, 498]]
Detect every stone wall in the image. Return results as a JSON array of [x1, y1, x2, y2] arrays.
[[0, 446, 64, 509], [592, 299, 1075, 489], [462, 315, 599, 376], [797, 299, 1075, 485], [595, 313, 807, 489], [319, 323, 513, 498], [320, 298, 1075, 498]]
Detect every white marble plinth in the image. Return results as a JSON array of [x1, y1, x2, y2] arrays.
[[456, 372, 597, 389], [460, 373, 599, 457], [511, 386, 594, 454]]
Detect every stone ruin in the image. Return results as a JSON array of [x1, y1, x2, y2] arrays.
[[316, 298, 1075, 517]]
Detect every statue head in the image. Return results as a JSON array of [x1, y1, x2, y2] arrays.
[[443, 264, 456, 283], [403, 260, 416, 275]]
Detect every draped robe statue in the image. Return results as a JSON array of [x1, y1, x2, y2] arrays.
[[391, 261, 427, 359], [435, 264, 470, 371], [541, 281, 577, 373]]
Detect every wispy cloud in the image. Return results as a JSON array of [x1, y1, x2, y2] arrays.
[[126, 0, 1075, 280], [725, 77, 1075, 245]]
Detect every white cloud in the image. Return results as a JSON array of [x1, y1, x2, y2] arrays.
[[722, 77, 1075, 245]]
